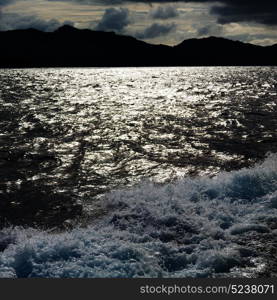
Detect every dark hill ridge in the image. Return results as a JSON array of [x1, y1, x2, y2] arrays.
[[0, 25, 276, 67], [174, 36, 274, 66]]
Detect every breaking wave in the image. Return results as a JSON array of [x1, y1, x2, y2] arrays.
[[0, 153, 277, 278]]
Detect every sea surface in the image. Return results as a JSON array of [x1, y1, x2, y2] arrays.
[[0, 67, 277, 278]]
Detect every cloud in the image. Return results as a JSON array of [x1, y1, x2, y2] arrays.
[[150, 5, 179, 19], [249, 37, 277, 46], [210, 1, 277, 26], [47, 0, 277, 26], [197, 24, 223, 37], [0, 12, 74, 31], [135, 22, 176, 39], [95, 7, 130, 32], [47, 0, 124, 5], [0, 0, 15, 6]]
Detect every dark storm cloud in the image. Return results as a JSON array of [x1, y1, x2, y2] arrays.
[[210, 1, 277, 26], [197, 24, 223, 36], [95, 7, 130, 32], [47, 0, 123, 4], [0, 12, 74, 31], [135, 22, 176, 39], [0, 0, 15, 6], [150, 5, 179, 19], [47, 0, 277, 25]]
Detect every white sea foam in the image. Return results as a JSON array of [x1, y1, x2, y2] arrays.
[[0, 153, 276, 278]]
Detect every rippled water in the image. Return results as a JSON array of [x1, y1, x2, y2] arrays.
[[0, 67, 277, 278]]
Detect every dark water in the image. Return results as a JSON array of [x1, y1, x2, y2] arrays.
[[0, 67, 277, 278]]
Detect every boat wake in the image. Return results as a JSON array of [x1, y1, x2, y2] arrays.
[[0, 153, 277, 278]]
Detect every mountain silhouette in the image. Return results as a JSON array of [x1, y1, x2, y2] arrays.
[[0, 25, 276, 67]]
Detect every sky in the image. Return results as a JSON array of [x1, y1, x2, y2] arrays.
[[0, 0, 277, 46]]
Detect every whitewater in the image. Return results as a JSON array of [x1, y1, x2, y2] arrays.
[[0, 154, 277, 277]]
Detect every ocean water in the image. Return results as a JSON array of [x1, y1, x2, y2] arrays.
[[0, 67, 277, 278]]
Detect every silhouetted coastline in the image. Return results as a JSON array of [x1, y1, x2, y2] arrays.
[[0, 25, 276, 68]]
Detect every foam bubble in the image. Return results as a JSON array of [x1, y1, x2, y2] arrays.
[[0, 153, 276, 278]]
